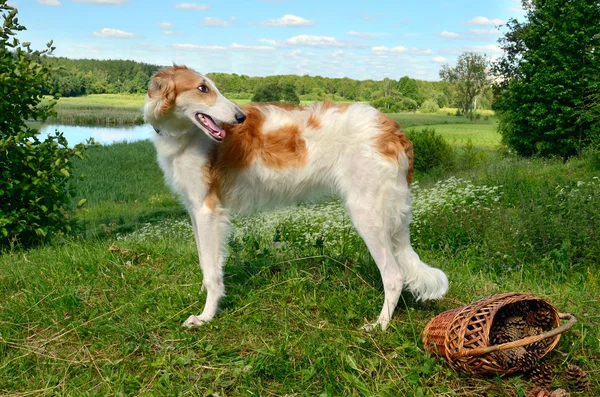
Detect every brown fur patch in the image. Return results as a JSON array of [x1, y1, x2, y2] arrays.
[[375, 113, 414, 184], [322, 99, 350, 114], [204, 105, 308, 203], [307, 113, 322, 129], [148, 65, 217, 113]]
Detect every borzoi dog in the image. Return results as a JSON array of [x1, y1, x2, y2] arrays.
[[144, 65, 448, 330]]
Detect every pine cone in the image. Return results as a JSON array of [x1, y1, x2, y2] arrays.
[[518, 351, 539, 372], [527, 337, 552, 358], [498, 302, 527, 319], [566, 364, 590, 392], [496, 346, 527, 370], [527, 387, 551, 397], [549, 389, 570, 397], [526, 308, 554, 329], [529, 362, 554, 388]]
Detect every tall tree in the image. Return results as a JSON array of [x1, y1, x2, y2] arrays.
[[493, 0, 600, 158], [1, 1, 91, 247], [440, 52, 490, 116]]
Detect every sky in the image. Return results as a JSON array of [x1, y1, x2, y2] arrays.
[[10, 0, 526, 81]]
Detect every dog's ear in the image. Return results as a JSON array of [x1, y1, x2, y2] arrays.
[[148, 71, 176, 113]]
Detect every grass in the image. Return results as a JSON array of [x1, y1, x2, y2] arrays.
[[2, 107, 599, 396], [50, 94, 146, 126]]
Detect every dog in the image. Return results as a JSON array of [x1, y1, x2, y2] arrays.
[[143, 65, 448, 330]]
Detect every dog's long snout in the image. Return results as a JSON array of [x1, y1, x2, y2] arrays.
[[235, 111, 247, 124]]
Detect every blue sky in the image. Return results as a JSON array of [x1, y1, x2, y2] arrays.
[[11, 0, 525, 81]]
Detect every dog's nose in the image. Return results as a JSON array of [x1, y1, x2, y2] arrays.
[[235, 112, 247, 124]]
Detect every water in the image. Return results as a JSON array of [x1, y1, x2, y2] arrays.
[[40, 124, 154, 146]]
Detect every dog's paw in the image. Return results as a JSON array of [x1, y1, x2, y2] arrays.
[[361, 319, 389, 332], [182, 314, 210, 328]]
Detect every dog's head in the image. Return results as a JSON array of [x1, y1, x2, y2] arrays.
[[144, 65, 246, 141]]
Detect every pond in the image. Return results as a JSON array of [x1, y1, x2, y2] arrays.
[[40, 124, 154, 146]]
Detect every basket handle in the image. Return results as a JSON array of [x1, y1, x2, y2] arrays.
[[459, 312, 577, 358]]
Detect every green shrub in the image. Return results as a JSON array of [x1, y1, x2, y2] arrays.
[[406, 127, 455, 173], [0, 3, 90, 248], [398, 97, 418, 112], [420, 99, 440, 114]]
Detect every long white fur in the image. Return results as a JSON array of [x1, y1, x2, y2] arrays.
[[144, 66, 448, 330]]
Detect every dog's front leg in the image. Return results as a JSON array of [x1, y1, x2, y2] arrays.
[[183, 203, 228, 328]]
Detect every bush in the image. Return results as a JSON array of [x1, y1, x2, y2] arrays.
[[406, 127, 455, 173], [398, 97, 418, 112], [420, 99, 440, 114], [0, 3, 89, 248]]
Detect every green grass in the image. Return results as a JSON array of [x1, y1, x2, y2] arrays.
[[50, 94, 146, 126], [3, 107, 599, 396]]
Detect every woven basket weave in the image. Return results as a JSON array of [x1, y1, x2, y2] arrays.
[[422, 292, 576, 376]]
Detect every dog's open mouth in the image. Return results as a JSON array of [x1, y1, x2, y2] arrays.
[[195, 113, 225, 141]]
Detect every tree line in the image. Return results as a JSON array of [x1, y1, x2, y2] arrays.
[[40, 57, 494, 112]]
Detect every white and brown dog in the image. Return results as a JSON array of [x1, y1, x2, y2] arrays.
[[144, 65, 448, 330]]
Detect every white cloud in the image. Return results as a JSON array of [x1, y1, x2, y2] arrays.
[[158, 22, 173, 29], [171, 44, 227, 51], [36, 0, 61, 5], [432, 56, 447, 63], [332, 50, 344, 57], [464, 16, 504, 26], [162, 31, 184, 36], [201, 17, 236, 28], [256, 14, 314, 27], [438, 31, 461, 39], [74, 0, 128, 4], [230, 43, 275, 51], [372, 46, 407, 54], [92, 28, 136, 38], [410, 48, 433, 55], [258, 38, 279, 46], [290, 49, 302, 56], [346, 31, 386, 39], [287, 35, 343, 48], [175, 3, 210, 10], [469, 28, 499, 36]]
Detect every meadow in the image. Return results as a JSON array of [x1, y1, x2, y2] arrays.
[[1, 103, 599, 396]]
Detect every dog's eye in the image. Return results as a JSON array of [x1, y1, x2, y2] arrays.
[[198, 84, 209, 93]]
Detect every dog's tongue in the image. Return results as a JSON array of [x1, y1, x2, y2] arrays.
[[202, 114, 226, 139]]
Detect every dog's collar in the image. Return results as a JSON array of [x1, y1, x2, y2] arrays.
[[153, 126, 161, 135]]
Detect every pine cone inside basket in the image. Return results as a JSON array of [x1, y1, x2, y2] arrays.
[[566, 364, 590, 392], [518, 351, 540, 372], [526, 308, 554, 328], [529, 362, 554, 388], [495, 346, 527, 369]]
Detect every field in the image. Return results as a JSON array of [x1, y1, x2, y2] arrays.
[[2, 103, 599, 396]]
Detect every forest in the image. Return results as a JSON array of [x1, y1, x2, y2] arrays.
[[40, 57, 494, 111]]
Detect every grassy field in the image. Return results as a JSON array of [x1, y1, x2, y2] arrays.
[[2, 105, 598, 396]]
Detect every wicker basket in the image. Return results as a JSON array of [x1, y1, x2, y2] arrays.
[[422, 292, 577, 376]]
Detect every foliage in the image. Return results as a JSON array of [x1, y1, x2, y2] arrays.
[[440, 52, 491, 116], [398, 76, 424, 105], [419, 99, 440, 114], [251, 81, 300, 105], [493, 0, 600, 159], [406, 127, 455, 173], [0, 2, 89, 248], [41, 57, 160, 96]]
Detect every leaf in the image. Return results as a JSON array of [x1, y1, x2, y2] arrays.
[[77, 199, 87, 208], [60, 168, 70, 178]]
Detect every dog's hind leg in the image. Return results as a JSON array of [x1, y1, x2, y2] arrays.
[[183, 204, 230, 328], [388, 174, 448, 303], [344, 184, 404, 331]]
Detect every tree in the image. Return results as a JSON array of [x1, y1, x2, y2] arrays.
[[440, 52, 490, 116], [251, 81, 300, 105], [1, 1, 89, 247], [398, 76, 423, 105], [493, 0, 600, 158]]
